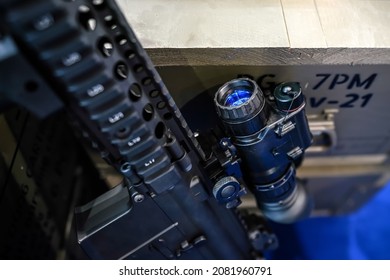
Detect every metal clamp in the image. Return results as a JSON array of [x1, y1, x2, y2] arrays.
[[306, 109, 338, 153]]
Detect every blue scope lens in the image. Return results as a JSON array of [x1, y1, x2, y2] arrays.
[[224, 89, 252, 107]]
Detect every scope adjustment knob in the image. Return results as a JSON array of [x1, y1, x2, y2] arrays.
[[213, 176, 246, 208], [274, 82, 304, 112]]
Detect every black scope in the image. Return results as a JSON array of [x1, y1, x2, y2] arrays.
[[214, 78, 312, 223]]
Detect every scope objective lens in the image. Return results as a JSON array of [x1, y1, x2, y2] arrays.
[[224, 89, 252, 107], [214, 78, 268, 136]]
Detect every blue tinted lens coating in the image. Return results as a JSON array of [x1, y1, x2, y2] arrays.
[[224, 89, 251, 107]]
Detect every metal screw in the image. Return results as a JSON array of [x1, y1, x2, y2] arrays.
[[221, 185, 235, 198], [282, 86, 292, 93], [121, 162, 131, 173], [133, 194, 144, 203], [220, 140, 229, 148]]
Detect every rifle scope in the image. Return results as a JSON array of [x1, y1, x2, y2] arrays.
[[214, 78, 312, 223]]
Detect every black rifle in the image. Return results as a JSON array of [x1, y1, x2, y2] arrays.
[[0, 0, 311, 259]]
